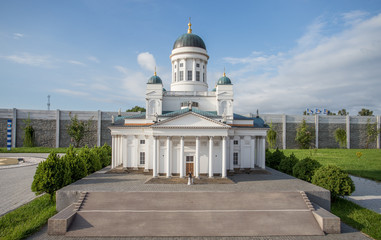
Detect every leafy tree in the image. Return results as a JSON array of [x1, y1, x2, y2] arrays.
[[22, 114, 35, 147], [312, 165, 355, 199], [365, 118, 381, 149], [126, 106, 146, 112], [295, 119, 314, 149], [265, 148, 285, 169], [327, 111, 336, 116], [78, 145, 101, 174], [266, 122, 277, 149], [67, 113, 93, 148], [292, 157, 321, 182], [337, 109, 349, 116], [62, 145, 87, 182], [279, 153, 299, 175], [31, 152, 71, 200], [334, 128, 347, 148], [358, 108, 373, 116]]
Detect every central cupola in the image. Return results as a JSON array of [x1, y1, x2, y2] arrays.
[[170, 19, 209, 92]]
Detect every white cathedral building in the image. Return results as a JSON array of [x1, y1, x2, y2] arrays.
[[110, 22, 269, 178]]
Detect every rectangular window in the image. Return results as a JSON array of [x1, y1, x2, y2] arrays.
[[174, 72, 176, 81], [140, 152, 145, 165], [188, 71, 192, 80], [180, 63, 183, 67], [233, 152, 238, 165], [180, 71, 184, 81], [186, 156, 194, 162], [196, 71, 200, 81], [203, 73, 205, 82], [234, 140, 238, 145], [140, 140, 145, 144], [196, 63, 200, 67]]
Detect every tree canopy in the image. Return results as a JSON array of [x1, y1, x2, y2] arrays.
[[126, 106, 146, 112]]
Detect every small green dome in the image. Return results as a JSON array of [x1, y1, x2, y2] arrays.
[[211, 87, 216, 92], [147, 75, 162, 84], [217, 76, 232, 85], [163, 88, 167, 91]]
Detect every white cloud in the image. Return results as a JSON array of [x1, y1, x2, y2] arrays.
[[341, 10, 369, 25], [13, 33, 24, 39], [54, 88, 89, 97], [1, 53, 53, 67], [228, 12, 381, 115], [114, 65, 146, 99], [87, 56, 100, 63], [68, 60, 86, 66], [137, 52, 156, 72]]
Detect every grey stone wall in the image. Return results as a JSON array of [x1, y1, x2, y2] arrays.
[[101, 120, 112, 146], [59, 120, 98, 148], [16, 119, 56, 147], [318, 123, 345, 148], [0, 119, 8, 148]]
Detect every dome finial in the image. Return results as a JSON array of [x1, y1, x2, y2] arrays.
[[154, 66, 157, 76], [223, 67, 226, 77], [187, 17, 192, 34]]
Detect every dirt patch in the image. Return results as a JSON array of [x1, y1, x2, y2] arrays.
[[145, 176, 235, 184], [0, 158, 19, 166]]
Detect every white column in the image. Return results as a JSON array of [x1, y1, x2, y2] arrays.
[[315, 114, 319, 149], [240, 136, 244, 169], [195, 136, 200, 178], [261, 137, 266, 168], [144, 136, 149, 172], [222, 136, 227, 178], [134, 136, 139, 169], [208, 136, 214, 178], [250, 136, 256, 169], [153, 136, 158, 177], [56, 109, 60, 148], [180, 136, 184, 178], [192, 59, 196, 81], [229, 137, 234, 171], [176, 59, 180, 82], [166, 136, 171, 178], [97, 110, 101, 147], [346, 115, 351, 149], [111, 135, 115, 169], [122, 136, 128, 168], [118, 136, 123, 166], [282, 114, 287, 149]]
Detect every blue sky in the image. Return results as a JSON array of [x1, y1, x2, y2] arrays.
[[1, 0, 381, 115]]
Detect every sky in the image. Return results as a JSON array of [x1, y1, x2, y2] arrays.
[[1, 0, 381, 115]]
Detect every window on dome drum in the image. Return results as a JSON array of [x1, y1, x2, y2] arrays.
[[180, 71, 184, 81], [188, 71, 192, 81], [140, 140, 145, 144], [203, 73, 205, 82], [196, 63, 200, 68], [180, 63, 183, 67], [140, 152, 145, 165], [234, 140, 238, 145], [233, 152, 238, 165], [196, 71, 200, 81], [203, 65, 205, 69]]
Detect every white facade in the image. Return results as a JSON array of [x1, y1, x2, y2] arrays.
[[110, 22, 268, 178]]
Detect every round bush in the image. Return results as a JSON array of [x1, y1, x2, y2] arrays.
[[279, 153, 299, 175], [266, 148, 285, 169], [292, 157, 321, 182], [312, 165, 355, 199]]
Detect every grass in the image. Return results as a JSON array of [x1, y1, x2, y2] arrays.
[[279, 149, 381, 181], [0, 147, 69, 153], [332, 197, 381, 240], [0, 194, 56, 240]]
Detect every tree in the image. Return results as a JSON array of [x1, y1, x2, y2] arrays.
[[266, 122, 277, 149], [337, 109, 348, 116], [358, 108, 373, 116], [295, 119, 314, 149], [126, 106, 146, 112], [334, 128, 347, 148], [62, 145, 87, 182], [312, 165, 355, 199], [67, 113, 93, 148], [292, 157, 321, 182], [365, 118, 381, 149], [23, 114, 35, 147]]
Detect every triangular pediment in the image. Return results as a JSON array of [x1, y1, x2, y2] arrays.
[[153, 112, 230, 128]]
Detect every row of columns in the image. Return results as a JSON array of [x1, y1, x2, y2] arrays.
[[172, 59, 207, 83]]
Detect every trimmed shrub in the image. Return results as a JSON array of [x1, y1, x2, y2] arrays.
[[62, 145, 87, 182], [100, 143, 112, 167], [92, 146, 109, 168], [78, 145, 102, 174], [279, 153, 299, 175], [31, 152, 71, 200], [266, 148, 285, 169], [292, 157, 321, 182], [312, 165, 355, 199]]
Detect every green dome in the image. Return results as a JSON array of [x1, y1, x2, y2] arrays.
[[173, 33, 206, 50], [163, 88, 167, 91], [217, 76, 232, 85], [147, 75, 162, 84], [211, 87, 216, 92]]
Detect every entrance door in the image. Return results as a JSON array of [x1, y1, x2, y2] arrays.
[[186, 156, 194, 176]]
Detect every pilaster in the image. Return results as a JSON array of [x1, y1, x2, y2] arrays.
[[209, 136, 214, 178]]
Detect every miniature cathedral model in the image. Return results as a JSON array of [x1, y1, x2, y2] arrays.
[[109, 21, 269, 178]]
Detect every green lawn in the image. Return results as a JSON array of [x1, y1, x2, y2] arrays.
[[0, 194, 56, 240], [280, 149, 381, 181], [332, 197, 381, 240], [0, 147, 69, 153]]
